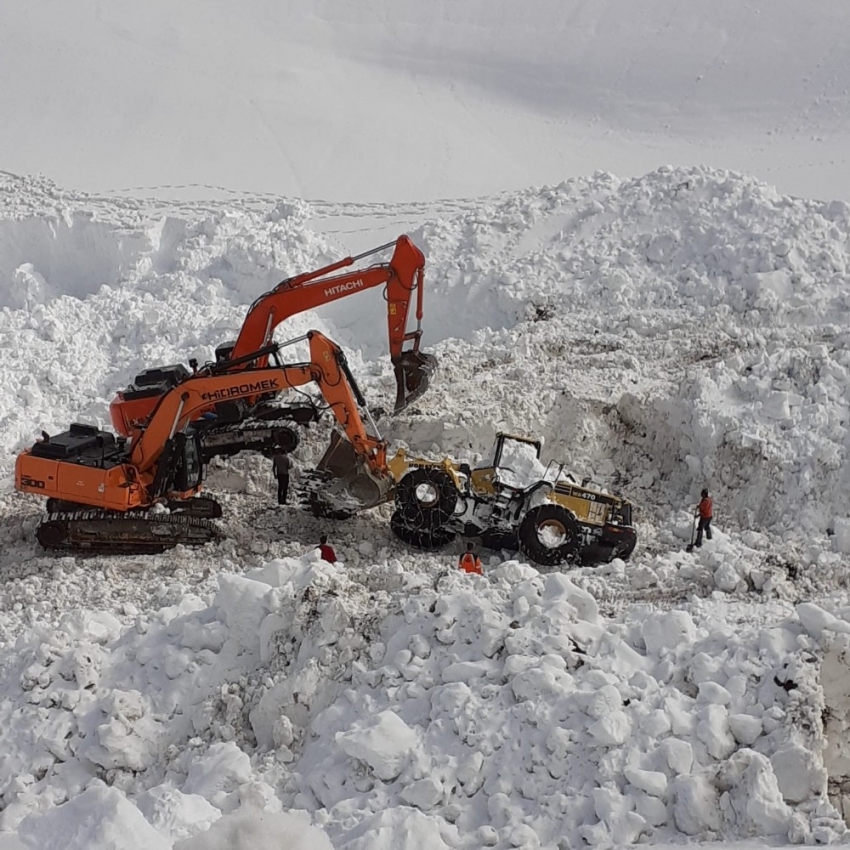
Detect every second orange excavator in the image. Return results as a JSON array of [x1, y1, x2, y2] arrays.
[[109, 235, 436, 461], [16, 332, 393, 553]]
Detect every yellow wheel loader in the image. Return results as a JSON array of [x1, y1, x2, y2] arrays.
[[387, 433, 637, 567]]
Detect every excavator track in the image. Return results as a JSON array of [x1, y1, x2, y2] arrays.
[[36, 509, 225, 555], [198, 418, 308, 462], [46, 496, 223, 519]]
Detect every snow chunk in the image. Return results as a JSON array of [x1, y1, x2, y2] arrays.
[[214, 574, 273, 659], [336, 710, 419, 781], [625, 766, 668, 798], [542, 572, 599, 624], [337, 807, 451, 850], [642, 610, 696, 655], [770, 744, 827, 803], [173, 806, 333, 850], [442, 660, 493, 683], [400, 777, 443, 810], [658, 738, 694, 775], [696, 704, 736, 760], [136, 786, 221, 843], [672, 775, 722, 835], [183, 742, 253, 803], [796, 602, 850, 639], [729, 714, 763, 746], [82, 690, 163, 771], [833, 518, 850, 555], [588, 710, 631, 746], [19, 786, 169, 850], [697, 680, 732, 705], [717, 749, 792, 836]]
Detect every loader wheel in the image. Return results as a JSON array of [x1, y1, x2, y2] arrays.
[[519, 504, 579, 567], [391, 511, 456, 550], [395, 467, 458, 530], [619, 532, 637, 561]]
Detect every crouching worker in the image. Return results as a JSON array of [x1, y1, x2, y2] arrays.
[[458, 542, 483, 575], [318, 535, 337, 564]]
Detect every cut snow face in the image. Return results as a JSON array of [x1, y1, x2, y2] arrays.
[[0, 214, 148, 310], [4, 166, 850, 848]]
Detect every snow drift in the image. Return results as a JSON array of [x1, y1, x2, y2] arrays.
[[3, 166, 850, 846]]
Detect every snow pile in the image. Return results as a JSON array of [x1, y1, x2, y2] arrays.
[[4, 166, 850, 847], [0, 553, 847, 847], [5, 165, 850, 548]]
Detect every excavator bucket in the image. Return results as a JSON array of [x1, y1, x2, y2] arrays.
[[393, 351, 438, 413], [307, 431, 394, 516]]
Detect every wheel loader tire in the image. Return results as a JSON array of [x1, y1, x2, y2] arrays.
[[619, 533, 637, 561], [519, 504, 580, 567], [391, 510, 455, 550], [395, 467, 459, 530]]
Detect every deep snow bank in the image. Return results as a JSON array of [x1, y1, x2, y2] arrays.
[[1, 554, 846, 847], [5, 166, 850, 542]]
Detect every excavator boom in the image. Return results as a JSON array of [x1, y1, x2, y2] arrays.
[[110, 236, 437, 449]]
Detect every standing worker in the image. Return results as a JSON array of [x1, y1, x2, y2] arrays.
[[318, 535, 337, 564], [458, 541, 483, 575], [272, 452, 291, 505], [694, 488, 713, 548]]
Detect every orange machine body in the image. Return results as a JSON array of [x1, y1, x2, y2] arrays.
[[19, 332, 389, 513], [110, 236, 427, 439]]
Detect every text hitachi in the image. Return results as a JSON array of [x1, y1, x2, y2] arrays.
[[325, 279, 365, 297]]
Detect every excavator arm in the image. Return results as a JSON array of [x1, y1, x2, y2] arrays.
[[225, 235, 435, 412], [130, 331, 390, 503]]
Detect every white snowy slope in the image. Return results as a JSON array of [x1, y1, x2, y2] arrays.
[[3, 1, 850, 202], [3, 166, 850, 850]]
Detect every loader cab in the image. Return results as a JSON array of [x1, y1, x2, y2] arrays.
[[469, 433, 544, 495]]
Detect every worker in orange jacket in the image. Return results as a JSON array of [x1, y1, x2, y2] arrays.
[[458, 542, 483, 575], [694, 488, 713, 548]]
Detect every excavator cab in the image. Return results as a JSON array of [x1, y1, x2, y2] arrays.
[[148, 430, 205, 501]]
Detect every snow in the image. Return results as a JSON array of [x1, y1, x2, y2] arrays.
[[4, 2, 850, 849]]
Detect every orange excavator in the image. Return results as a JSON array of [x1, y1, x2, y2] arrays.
[[16, 332, 392, 553], [109, 235, 436, 461]]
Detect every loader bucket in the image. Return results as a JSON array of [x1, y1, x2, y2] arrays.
[[393, 351, 438, 413], [312, 431, 393, 513]]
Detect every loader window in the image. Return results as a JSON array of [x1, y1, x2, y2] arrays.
[[496, 439, 547, 490]]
